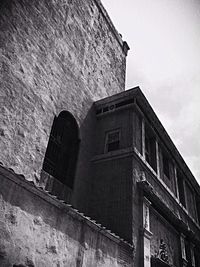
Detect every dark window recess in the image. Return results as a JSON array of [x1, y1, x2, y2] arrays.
[[43, 111, 79, 189], [103, 106, 109, 112], [145, 124, 157, 172], [194, 247, 200, 267], [196, 198, 200, 225], [115, 98, 134, 108], [105, 131, 120, 152], [177, 169, 186, 207], [96, 108, 102, 115], [162, 151, 170, 179], [185, 240, 192, 266], [185, 182, 196, 219], [135, 112, 142, 154]]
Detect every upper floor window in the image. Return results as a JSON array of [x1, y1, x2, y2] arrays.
[[177, 169, 186, 207], [194, 247, 200, 267], [43, 111, 80, 189], [159, 147, 177, 194], [162, 149, 171, 179], [196, 197, 200, 225], [105, 130, 120, 152], [185, 239, 192, 265], [134, 111, 142, 154], [185, 181, 197, 219], [145, 123, 157, 172], [163, 155, 170, 179]]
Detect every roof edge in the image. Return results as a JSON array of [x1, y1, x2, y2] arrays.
[[0, 164, 133, 250], [93, 0, 130, 55], [94, 86, 200, 195]]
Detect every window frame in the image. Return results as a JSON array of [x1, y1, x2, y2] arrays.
[[144, 122, 157, 172], [161, 147, 171, 180], [43, 111, 80, 189], [104, 129, 121, 153]]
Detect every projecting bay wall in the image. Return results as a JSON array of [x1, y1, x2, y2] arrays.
[[0, 165, 133, 267], [0, 0, 128, 181]]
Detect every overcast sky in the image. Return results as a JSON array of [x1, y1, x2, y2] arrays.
[[102, 0, 200, 183]]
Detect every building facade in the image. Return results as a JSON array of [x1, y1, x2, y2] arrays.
[[0, 0, 200, 266], [90, 88, 200, 267]]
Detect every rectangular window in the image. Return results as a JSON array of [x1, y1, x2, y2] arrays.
[[177, 169, 186, 207], [196, 198, 200, 225], [185, 240, 192, 265], [194, 247, 200, 266], [105, 130, 120, 152], [145, 123, 157, 172], [163, 153, 170, 178], [159, 146, 177, 194], [185, 182, 196, 219], [162, 149, 170, 179], [133, 111, 142, 154]]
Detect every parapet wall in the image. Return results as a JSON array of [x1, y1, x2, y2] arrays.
[[0, 0, 128, 181], [0, 165, 133, 267]]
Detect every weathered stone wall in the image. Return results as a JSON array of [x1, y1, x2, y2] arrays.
[[0, 165, 133, 267], [150, 207, 181, 267], [0, 0, 127, 182]]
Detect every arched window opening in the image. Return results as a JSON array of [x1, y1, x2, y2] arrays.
[[43, 111, 80, 189]]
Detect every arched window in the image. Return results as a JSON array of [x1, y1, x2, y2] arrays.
[[43, 111, 80, 189]]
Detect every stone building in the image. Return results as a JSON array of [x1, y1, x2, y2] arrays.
[[0, 0, 200, 266]]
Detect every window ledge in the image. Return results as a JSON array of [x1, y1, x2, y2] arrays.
[[91, 146, 200, 229], [91, 147, 134, 162], [133, 147, 200, 229]]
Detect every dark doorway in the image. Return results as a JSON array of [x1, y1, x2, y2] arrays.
[[43, 111, 80, 189]]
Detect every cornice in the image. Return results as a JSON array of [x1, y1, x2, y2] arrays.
[[93, 0, 130, 55], [94, 87, 200, 197]]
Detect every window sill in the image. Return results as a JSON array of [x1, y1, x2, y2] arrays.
[[91, 147, 134, 162]]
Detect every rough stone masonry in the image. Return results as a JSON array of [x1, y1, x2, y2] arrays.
[[0, 0, 128, 182]]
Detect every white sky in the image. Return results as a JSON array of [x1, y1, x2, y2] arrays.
[[102, 0, 200, 183]]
